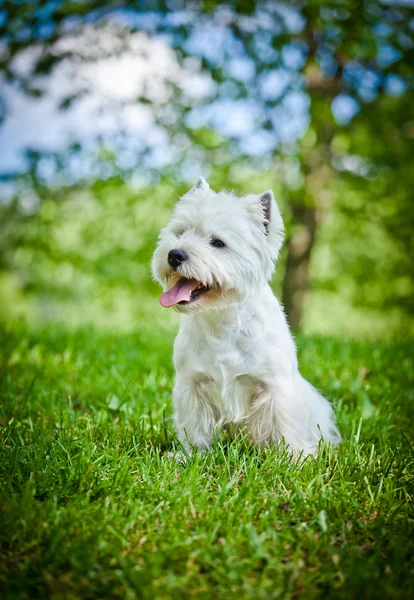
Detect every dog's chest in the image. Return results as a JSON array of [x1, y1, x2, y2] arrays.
[[179, 327, 259, 420], [202, 330, 254, 374], [199, 339, 250, 419]]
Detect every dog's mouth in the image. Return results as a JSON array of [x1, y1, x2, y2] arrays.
[[159, 278, 211, 308]]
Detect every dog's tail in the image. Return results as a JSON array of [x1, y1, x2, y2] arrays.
[[297, 374, 342, 450]]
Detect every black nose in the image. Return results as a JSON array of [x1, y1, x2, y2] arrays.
[[168, 249, 188, 269]]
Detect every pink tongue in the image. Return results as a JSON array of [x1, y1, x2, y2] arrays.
[[160, 279, 199, 307]]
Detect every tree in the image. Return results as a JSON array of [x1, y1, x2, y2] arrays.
[[1, 1, 413, 328]]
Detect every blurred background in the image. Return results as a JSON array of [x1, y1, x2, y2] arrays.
[[0, 0, 413, 339]]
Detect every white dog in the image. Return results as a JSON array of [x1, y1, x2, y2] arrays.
[[152, 177, 341, 455]]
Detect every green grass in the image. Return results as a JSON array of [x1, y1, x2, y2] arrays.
[[0, 322, 413, 599]]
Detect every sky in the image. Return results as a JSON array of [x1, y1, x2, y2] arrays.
[[0, 3, 407, 199], [0, 5, 315, 198], [0, 26, 214, 173], [0, 24, 307, 171]]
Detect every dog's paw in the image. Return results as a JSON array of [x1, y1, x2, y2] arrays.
[[164, 450, 188, 465]]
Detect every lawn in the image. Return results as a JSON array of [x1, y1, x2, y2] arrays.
[[0, 322, 413, 599]]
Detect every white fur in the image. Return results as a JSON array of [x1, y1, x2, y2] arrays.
[[152, 177, 341, 455]]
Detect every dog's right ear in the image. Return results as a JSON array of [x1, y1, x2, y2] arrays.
[[191, 176, 210, 192]]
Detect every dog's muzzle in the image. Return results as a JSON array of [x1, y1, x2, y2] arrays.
[[168, 249, 188, 269]]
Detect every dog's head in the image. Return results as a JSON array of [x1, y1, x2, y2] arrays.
[[151, 177, 284, 313]]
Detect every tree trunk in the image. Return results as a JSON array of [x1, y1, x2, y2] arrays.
[[280, 21, 341, 330], [282, 205, 317, 332]]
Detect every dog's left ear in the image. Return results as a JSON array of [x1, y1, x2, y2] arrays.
[[252, 189, 284, 256], [192, 176, 210, 192], [259, 190, 273, 235]]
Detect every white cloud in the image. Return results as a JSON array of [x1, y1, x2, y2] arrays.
[[0, 24, 215, 176]]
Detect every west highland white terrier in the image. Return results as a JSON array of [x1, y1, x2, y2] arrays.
[[152, 177, 341, 455]]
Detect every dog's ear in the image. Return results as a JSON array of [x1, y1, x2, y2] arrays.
[[191, 176, 210, 192], [250, 189, 284, 257], [259, 190, 273, 235]]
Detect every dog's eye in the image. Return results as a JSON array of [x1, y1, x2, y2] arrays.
[[210, 238, 225, 248]]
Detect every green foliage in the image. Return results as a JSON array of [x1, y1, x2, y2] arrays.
[[1, 323, 413, 598], [0, 178, 173, 327], [0, 1, 413, 333], [1, 166, 413, 337]]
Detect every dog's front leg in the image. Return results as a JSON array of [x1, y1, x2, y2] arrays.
[[173, 374, 217, 452]]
